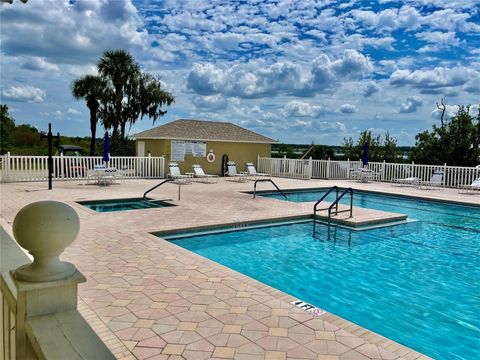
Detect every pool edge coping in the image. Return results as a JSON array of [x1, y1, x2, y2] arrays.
[[247, 185, 480, 208]]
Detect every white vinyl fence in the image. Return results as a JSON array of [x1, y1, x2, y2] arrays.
[[257, 156, 312, 180], [0, 153, 165, 183], [257, 156, 480, 189]]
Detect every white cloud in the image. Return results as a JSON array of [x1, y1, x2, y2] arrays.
[[21, 57, 60, 72], [1, 86, 46, 103], [389, 66, 478, 93], [0, 0, 148, 65], [348, 6, 422, 32], [340, 104, 358, 113], [191, 95, 228, 111], [399, 96, 422, 113], [66, 108, 81, 115], [362, 82, 380, 97], [282, 101, 325, 117], [416, 31, 461, 52], [186, 50, 372, 98]]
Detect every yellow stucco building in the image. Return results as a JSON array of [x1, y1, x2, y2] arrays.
[[134, 119, 277, 176]]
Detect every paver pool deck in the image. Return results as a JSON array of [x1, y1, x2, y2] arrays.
[[2, 177, 477, 360]]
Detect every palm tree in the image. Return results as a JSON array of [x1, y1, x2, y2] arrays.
[[97, 50, 139, 139], [71, 75, 108, 155], [122, 73, 175, 136]]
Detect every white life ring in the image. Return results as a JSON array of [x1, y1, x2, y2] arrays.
[[207, 152, 215, 163]]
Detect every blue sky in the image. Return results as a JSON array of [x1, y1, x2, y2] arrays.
[[1, 0, 479, 146]]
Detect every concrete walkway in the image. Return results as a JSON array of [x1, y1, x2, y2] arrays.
[[3, 177, 473, 360]]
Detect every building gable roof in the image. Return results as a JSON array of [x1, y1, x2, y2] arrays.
[[134, 119, 277, 144]]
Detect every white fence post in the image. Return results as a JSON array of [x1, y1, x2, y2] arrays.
[[5, 152, 11, 183], [308, 157, 312, 180], [326, 158, 330, 179], [444, 162, 448, 187], [148, 153, 152, 178], [60, 153, 65, 180]]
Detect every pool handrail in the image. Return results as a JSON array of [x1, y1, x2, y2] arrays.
[[143, 179, 173, 199], [253, 179, 287, 199], [313, 186, 353, 230], [314, 186, 339, 214], [327, 187, 353, 227]]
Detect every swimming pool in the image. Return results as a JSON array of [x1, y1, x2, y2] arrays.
[[78, 197, 174, 212], [164, 191, 480, 360]]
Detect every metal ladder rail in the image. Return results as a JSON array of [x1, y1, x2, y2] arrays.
[[327, 187, 353, 227], [253, 179, 288, 199], [313, 186, 339, 232], [143, 179, 173, 199]]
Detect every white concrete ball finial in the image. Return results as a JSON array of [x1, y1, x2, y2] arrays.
[[13, 201, 80, 282]]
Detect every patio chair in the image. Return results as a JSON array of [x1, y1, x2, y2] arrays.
[[225, 161, 249, 182], [192, 164, 218, 183], [418, 170, 444, 189], [351, 167, 376, 183], [459, 178, 480, 194], [168, 162, 193, 184], [245, 162, 270, 180], [96, 168, 118, 186], [86, 169, 99, 184], [114, 167, 131, 183]]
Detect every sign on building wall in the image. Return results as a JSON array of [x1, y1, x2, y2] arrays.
[[171, 140, 186, 161], [192, 142, 206, 157], [171, 140, 206, 161]]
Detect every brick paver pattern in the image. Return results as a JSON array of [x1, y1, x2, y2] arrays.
[[2, 177, 465, 359]]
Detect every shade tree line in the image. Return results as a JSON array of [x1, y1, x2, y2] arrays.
[[273, 103, 479, 166], [342, 103, 480, 166]]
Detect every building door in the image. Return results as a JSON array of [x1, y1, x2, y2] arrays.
[[137, 141, 145, 156]]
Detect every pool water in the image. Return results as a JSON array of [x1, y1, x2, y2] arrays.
[[165, 192, 480, 360], [78, 197, 174, 212]]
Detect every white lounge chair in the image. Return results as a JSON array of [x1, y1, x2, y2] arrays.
[[393, 176, 419, 187], [168, 162, 193, 184], [225, 161, 248, 182], [418, 170, 444, 189], [192, 164, 218, 183], [459, 178, 480, 194], [245, 162, 270, 180]]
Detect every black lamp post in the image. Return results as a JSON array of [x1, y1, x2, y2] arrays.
[[40, 123, 60, 190]]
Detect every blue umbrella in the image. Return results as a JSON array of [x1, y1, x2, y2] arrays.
[[362, 142, 369, 166], [102, 132, 110, 163]]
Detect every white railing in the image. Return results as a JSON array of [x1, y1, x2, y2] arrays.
[[257, 156, 311, 180], [0, 153, 165, 183], [258, 157, 480, 188]]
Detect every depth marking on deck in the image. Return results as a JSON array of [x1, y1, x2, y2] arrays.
[[291, 300, 325, 316]]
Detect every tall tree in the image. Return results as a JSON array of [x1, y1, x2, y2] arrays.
[[123, 73, 175, 134], [412, 105, 480, 166], [382, 132, 397, 162], [1, 104, 16, 154], [97, 50, 139, 138], [71, 75, 109, 155], [436, 98, 447, 128], [343, 130, 397, 162]]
